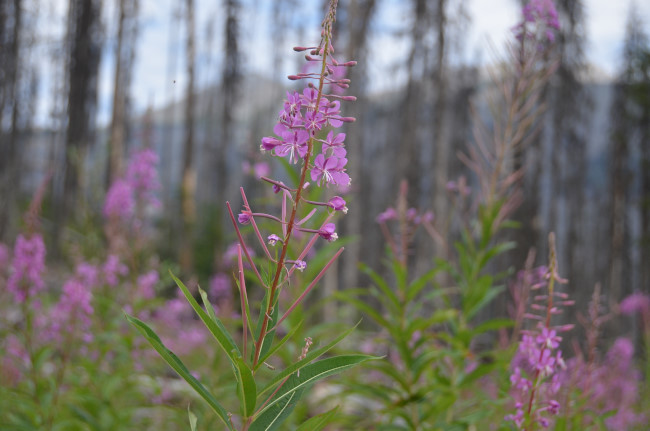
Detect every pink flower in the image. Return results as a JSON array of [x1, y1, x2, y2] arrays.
[[619, 292, 650, 315], [376, 207, 397, 223], [103, 255, 128, 287], [310, 154, 350, 187], [322, 131, 346, 158], [327, 196, 348, 213], [536, 327, 560, 349], [7, 234, 46, 302], [318, 223, 338, 242], [137, 270, 159, 299], [104, 179, 134, 219], [209, 273, 231, 301]]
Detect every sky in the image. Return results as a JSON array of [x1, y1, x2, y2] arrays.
[[37, 0, 650, 127]]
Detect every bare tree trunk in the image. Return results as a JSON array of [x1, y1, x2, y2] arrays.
[[398, 0, 429, 208], [608, 83, 630, 301], [217, 0, 240, 205], [54, 0, 101, 249], [338, 0, 376, 294], [107, 0, 138, 185], [0, 0, 22, 240], [180, 0, 196, 271], [432, 0, 448, 224], [107, 0, 127, 185]]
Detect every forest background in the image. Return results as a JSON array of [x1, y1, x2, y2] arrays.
[[1, 0, 650, 343]]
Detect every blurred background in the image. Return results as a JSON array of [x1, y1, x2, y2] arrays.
[[1, 0, 649, 320]]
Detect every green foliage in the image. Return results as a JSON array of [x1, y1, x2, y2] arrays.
[[338, 199, 516, 430]]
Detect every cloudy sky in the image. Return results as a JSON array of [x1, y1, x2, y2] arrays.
[[38, 0, 650, 126]]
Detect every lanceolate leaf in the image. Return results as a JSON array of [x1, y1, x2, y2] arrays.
[[255, 320, 304, 372], [170, 271, 240, 364], [255, 355, 377, 420], [235, 356, 257, 417], [295, 407, 339, 431], [253, 288, 280, 363], [125, 314, 234, 430], [257, 324, 359, 397], [249, 387, 306, 431]]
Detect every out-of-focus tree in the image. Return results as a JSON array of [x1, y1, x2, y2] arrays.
[[548, 0, 590, 289], [398, 0, 429, 208], [609, 6, 650, 300], [107, 0, 140, 185], [180, 0, 196, 270], [55, 0, 102, 244], [216, 0, 240, 205], [0, 0, 38, 240]]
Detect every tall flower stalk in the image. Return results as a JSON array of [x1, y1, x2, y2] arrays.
[[506, 233, 574, 430], [127, 2, 375, 430]]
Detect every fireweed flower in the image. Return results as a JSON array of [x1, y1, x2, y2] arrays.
[[223, 0, 355, 373], [104, 179, 135, 220], [311, 153, 350, 187], [327, 196, 347, 213], [7, 233, 46, 303], [48, 278, 95, 345], [136, 270, 159, 300], [76, 262, 100, 289], [506, 233, 571, 430], [126, 148, 161, 208], [209, 273, 231, 302], [322, 131, 347, 158], [103, 254, 129, 287], [513, 0, 560, 44]]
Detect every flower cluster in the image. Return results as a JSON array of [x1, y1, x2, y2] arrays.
[[126, 148, 161, 208], [47, 278, 94, 345], [513, 0, 560, 44], [104, 148, 161, 220], [7, 234, 46, 303], [507, 324, 565, 428], [506, 234, 573, 429], [260, 35, 356, 189], [559, 338, 645, 430], [103, 254, 129, 287]]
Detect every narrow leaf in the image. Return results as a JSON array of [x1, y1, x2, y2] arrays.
[[188, 405, 198, 431], [255, 355, 376, 419], [295, 406, 339, 431], [170, 271, 240, 364], [125, 314, 234, 430], [235, 356, 257, 418], [256, 320, 304, 371], [249, 387, 305, 431], [258, 324, 359, 397]]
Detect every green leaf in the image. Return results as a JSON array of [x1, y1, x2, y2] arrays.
[[472, 318, 513, 335], [258, 324, 359, 397], [235, 356, 257, 418], [125, 314, 234, 430], [406, 267, 439, 301], [334, 292, 390, 328], [188, 405, 198, 431], [198, 286, 218, 325], [253, 288, 280, 363], [295, 406, 339, 431], [249, 387, 306, 431], [255, 355, 376, 420], [465, 285, 504, 321], [170, 271, 240, 364], [360, 263, 400, 313], [256, 320, 304, 371]]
